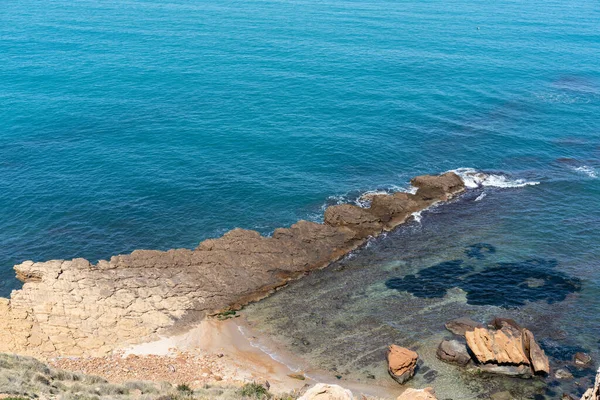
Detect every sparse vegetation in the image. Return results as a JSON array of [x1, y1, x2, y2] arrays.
[[176, 383, 193, 395], [239, 382, 270, 399], [0, 353, 300, 400], [215, 309, 238, 320]]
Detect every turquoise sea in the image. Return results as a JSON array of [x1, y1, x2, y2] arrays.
[[1, 0, 599, 397]]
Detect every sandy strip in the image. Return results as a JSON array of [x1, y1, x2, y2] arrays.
[[50, 318, 312, 393]]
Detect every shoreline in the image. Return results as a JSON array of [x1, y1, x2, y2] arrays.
[[49, 316, 408, 399], [0, 171, 466, 359]]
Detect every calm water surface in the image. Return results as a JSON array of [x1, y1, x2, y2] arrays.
[[1, 0, 599, 397]]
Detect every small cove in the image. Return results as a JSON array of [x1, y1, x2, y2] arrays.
[[243, 185, 600, 399]]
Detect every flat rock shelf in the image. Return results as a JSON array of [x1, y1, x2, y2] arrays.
[[0, 172, 465, 358]]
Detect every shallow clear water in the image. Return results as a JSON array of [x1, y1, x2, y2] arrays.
[[1, 0, 599, 396], [245, 186, 600, 398]]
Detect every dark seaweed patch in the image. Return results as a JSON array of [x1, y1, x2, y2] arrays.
[[465, 243, 496, 260], [385, 246, 581, 308], [385, 260, 471, 298]]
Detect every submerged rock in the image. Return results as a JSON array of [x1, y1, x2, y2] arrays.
[[387, 345, 418, 384], [298, 383, 353, 400], [575, 352, 593, 366], [397, 387, 437, 400], [445, 317, 483, 336], [436, 340, 471, 366], [476, 364, 533, 378], [555, 368, 574, 380]]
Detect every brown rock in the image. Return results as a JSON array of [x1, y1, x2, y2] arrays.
[[411, 172, 464, 201], [323, 204, 383, 238], [368, 193, 421, 227], [465, 327, 529, 366], [522, 329, 550, 374], [489, 317, 522, 333], [0, 172, 465, 358], [555, 368, 574, 380], [436, 340, 471, 366], [445, 317, 483, 336], [397, 387, 437, 400], [387, 345, 418, 384], [575, 352, 593, 366]]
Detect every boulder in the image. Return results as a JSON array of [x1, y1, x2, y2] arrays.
[[522, 329, 550, 374], [298, 383, 353, 400], [397, 387, 437, 400], [411, 172, 464, 201], [465, 326, 529, 365], [445, 317, 483, 336], [436, 340, 471, 366], [575, 352, 593, 366], [555, 368, 574, 380], [387, 345, 418, 384]]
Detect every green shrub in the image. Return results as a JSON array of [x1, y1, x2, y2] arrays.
[[176, 383, 193, 394], [239, 382, 271, 399]]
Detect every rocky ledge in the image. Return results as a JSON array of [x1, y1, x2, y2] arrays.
[[0, 172, 465, 358]]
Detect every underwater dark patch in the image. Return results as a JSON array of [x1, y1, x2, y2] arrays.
[[385, 246, 581, 308], [465, 243, 496, 259], [385, 260, 471, 298]]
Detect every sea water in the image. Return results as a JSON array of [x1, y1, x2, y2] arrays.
[[1, 0, 599, 397]]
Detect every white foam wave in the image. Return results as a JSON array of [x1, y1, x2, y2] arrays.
[[322, 184, 417, 211], [572, 166, 598, 178], [474, 192, 487, 202], [411, 211, 423, 224], [450, 168, 540, 189]]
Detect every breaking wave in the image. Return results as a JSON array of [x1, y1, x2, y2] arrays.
[[450, 168, 540, 189]]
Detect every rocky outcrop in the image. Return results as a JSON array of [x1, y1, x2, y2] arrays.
[[0, 173, 466, 358], [466, 327, 530, 366], [397, 387, 438, 400], [387, 345, 418, 384], [463, 321, 550, 377], [298, 383, 353, 400], [575, 352, 593, 366], [581, 368, 600, 400]]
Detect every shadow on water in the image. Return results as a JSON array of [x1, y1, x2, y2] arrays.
[[386, 243, 582, 308]]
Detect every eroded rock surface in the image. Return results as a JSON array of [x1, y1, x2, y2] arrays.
[[387, 344, 418, 384], [463, 321, 550, 377], [0, 173, 465, 358]]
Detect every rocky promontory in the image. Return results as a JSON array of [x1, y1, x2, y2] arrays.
[[0, 172, 464, 358]]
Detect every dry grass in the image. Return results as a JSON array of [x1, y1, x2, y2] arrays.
[[0, 354, 300, 400]]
